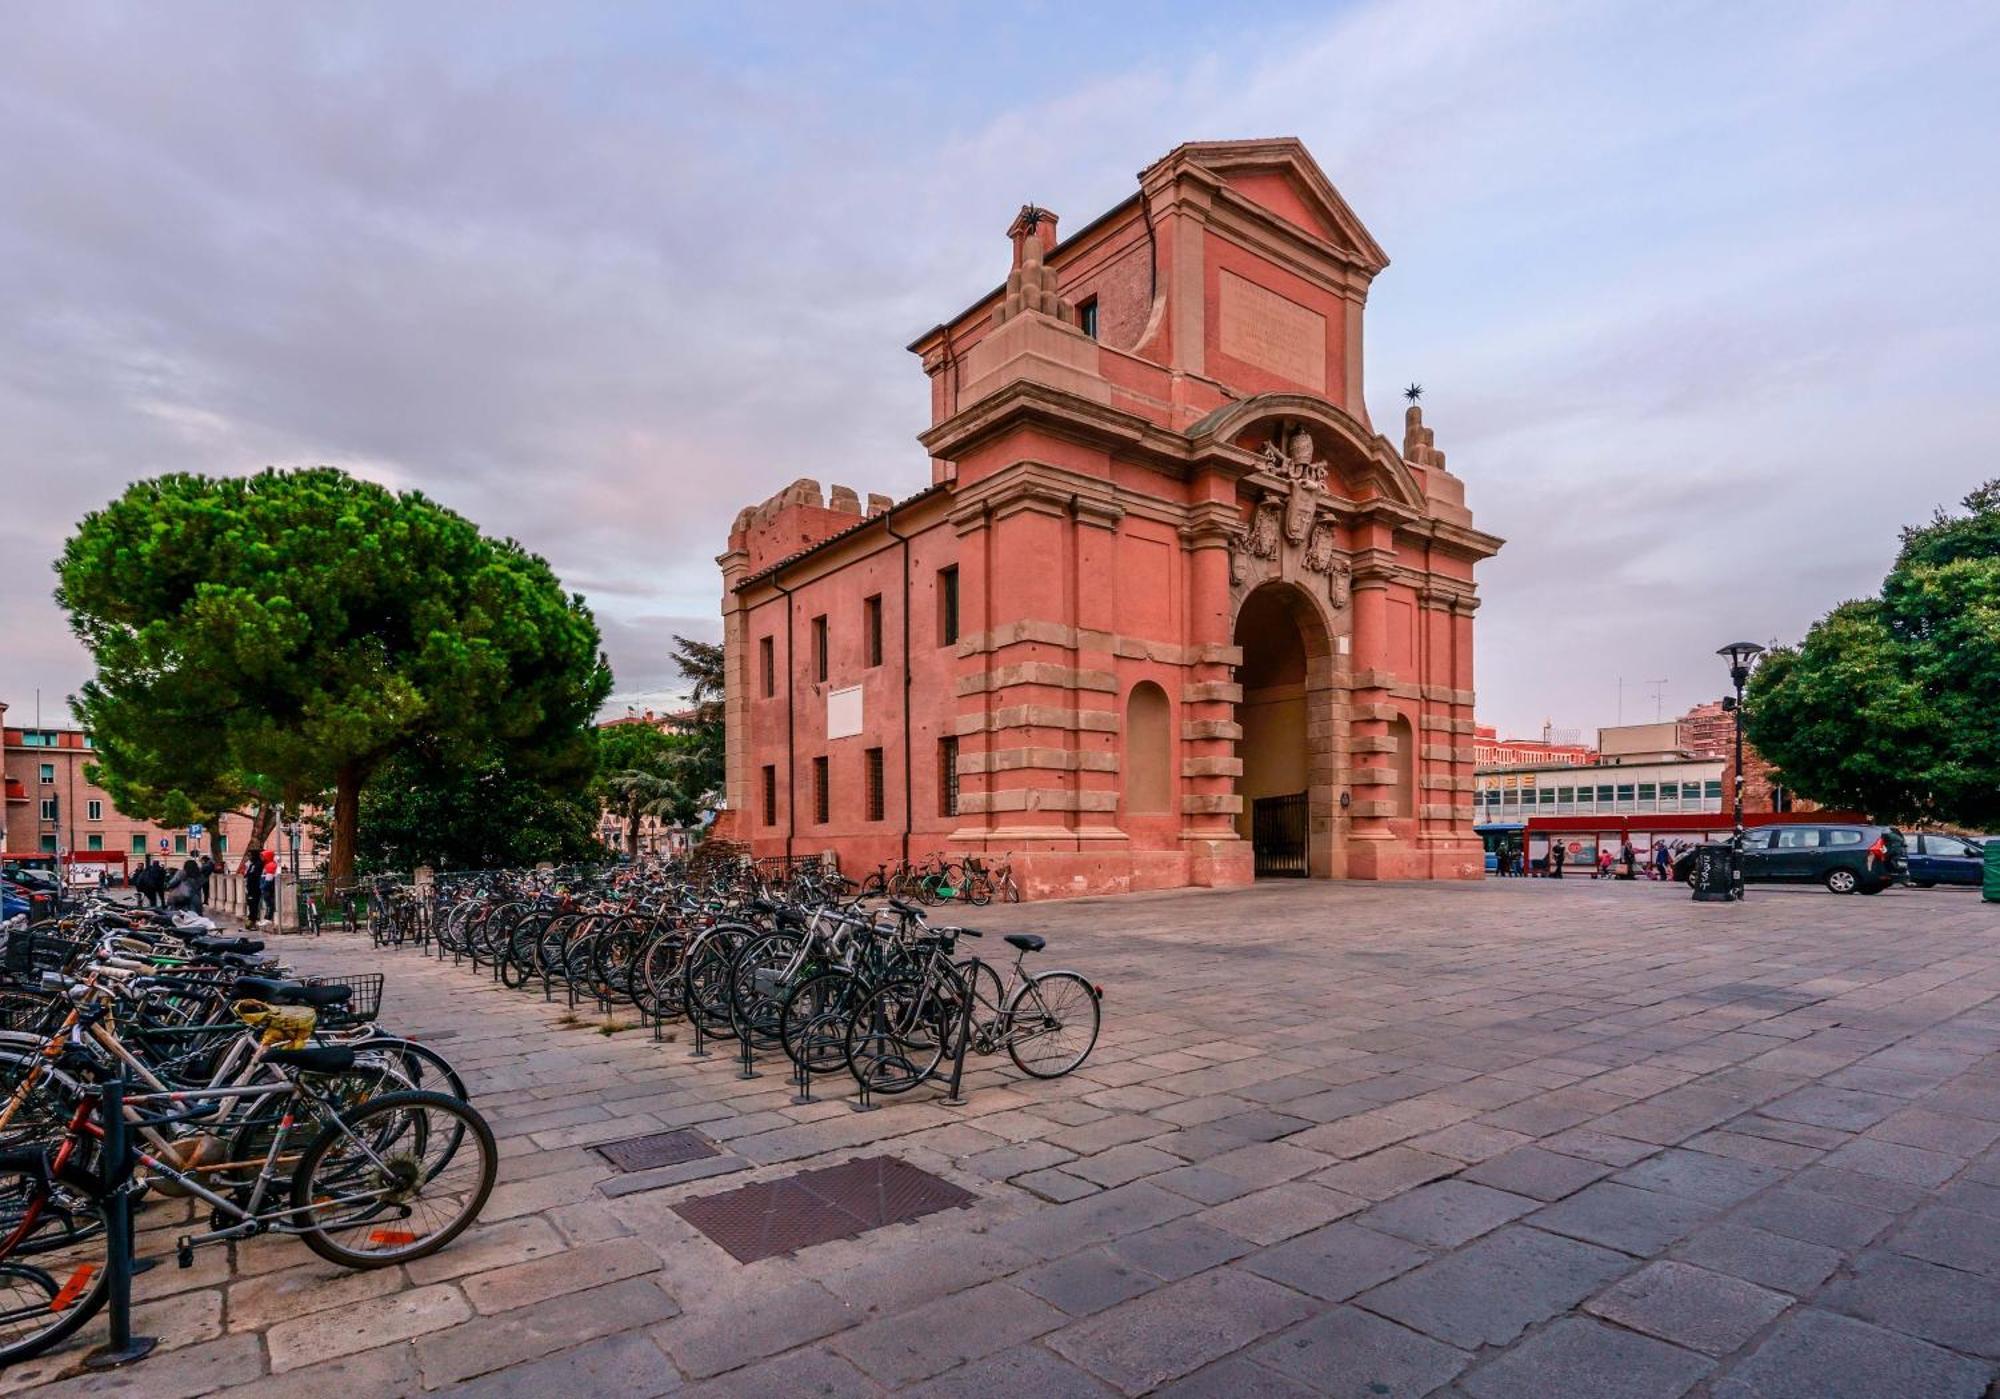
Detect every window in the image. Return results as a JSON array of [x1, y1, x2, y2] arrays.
[[1077, 296, 1099, 340], [38, 763, 54, 785], [174, 835, 186, 854], [761, 765, 777, 826], [1704, 781, 1723, 800], [87, 799, 102, 822], [1597, 784, 1614, 803], [39, 836, 55, 854], [1823, 829, 1864, 847], [864, 595, 883, 667], [130, 834, 146, 854], [1615, 784, 1635, 804], [939, 737, 960, 818], [38, 798, 56, 821], [1775, 828, 1821, 849], [938, 567, 960, 647], [865, 747, 885, 821], [759, 636, 775, 697], [216, 834, 228, 854], [812, 756, 830, 824], [1557, 787, 1574, 804], [86, 835, 102, 851], [811, 616, 829, 683], [1682, 782, 1701, 801], [20, 731, 55, 748], [1637, 783, 1657, 802]]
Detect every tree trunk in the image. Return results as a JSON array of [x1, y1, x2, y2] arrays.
[[626, 794, 641, 858], [248, 802, 278, 848], [328, 762, 362, 890]]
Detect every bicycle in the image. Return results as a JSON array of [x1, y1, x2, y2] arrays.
[[844, 926, 1100, 1094]]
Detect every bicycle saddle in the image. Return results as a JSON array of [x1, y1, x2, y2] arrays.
[[192, 935, 264, 955], [1004, 934, 1045, 953], [887, 898, 921, 918], [231, 976, 351, 1008], [260, 1045, 358, 1074]]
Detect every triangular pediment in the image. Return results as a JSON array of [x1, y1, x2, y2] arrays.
[[1149, 138, 1388, 274]]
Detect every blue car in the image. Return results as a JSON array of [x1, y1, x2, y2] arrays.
[[2, 881, 29, 921], [1908, 832, 1987, 888]]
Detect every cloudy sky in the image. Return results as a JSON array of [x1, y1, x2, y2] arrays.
[[2, 0, 1995, 740]]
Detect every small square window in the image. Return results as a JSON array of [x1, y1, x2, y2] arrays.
[[87, 799, 103, 822], [130, 834, 146, 854], [38, 763, 54, 784], [86, 834, 102, 851], [1077, 296, 1099, 340], [38, 798, 56, 821]]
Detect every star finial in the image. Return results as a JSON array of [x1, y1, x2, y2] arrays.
[[1404, 382, 1423, 404]]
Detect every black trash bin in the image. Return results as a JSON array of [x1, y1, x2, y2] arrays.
[[1691, 842, 1739, 902]]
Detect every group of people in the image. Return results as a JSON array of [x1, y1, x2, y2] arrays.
[[126, 846, 282, 926], [1498, 837, 1690, 881]]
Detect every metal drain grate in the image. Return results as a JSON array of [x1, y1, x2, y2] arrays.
[[674, 1155, 976, 1263], [595, 1129, 722, 1173]]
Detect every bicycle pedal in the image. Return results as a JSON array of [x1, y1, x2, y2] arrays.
[[175, 1237, 194, 1269]]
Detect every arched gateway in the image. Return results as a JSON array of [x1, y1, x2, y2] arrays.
[[716, 138, 1503, 899]]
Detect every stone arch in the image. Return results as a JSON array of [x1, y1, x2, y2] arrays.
[[1232, 580, 1341, 878], [1123, 681, 1173, 814]]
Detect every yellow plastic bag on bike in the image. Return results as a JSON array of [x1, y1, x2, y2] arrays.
[[232, 998, 318, 1049]]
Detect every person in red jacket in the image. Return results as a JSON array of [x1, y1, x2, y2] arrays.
[[261, 848, 279, 929]]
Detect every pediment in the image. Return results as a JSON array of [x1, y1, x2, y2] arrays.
[[1154, 138, 1388, 274]]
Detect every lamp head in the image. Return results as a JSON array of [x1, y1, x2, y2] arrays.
[[1716, 641, 1765, 668]]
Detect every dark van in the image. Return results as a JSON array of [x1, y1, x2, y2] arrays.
[[1736, 824, 1908, 894]]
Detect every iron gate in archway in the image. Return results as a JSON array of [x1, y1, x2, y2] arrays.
[[1252, 792, 1309, 877]]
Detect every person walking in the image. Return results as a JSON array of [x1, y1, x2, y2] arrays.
[[197, 852, 216, 911], [1597, 845, 1614, 879], [1652, 840, 1671, 882], [241, 847, 264, 928], [261, 848, 280, 930], [1550, 841, 1566, 879], [1619, 838, 1637, 880]]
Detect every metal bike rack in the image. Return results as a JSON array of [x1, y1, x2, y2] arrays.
[[83, 1074, 157, 1371]]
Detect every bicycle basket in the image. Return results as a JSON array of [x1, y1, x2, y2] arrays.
[[303, 972, 384, 1024], [1, 930, 80, 976]]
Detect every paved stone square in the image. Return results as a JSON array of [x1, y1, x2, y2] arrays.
[[14, 878, 2000, 1396]]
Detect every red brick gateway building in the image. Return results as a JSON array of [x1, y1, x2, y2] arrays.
[[715, 139, 1503, 898]]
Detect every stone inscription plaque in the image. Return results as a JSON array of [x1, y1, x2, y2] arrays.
[[1219, 271, 1326, 391]]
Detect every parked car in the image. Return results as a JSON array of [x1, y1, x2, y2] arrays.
[[1744, 824, 1908, 893], [1908, 832, 1987, 888], [1, 881, 28, 922]]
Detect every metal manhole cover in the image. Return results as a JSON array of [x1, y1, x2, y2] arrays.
[[674, 1155, 976, 1263], [595, 1129, 721, 1173]]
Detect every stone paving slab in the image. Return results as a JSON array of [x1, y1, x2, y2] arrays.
[[13, 877, 2000, 1394]]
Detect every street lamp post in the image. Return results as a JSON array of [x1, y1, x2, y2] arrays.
[[1716, 642, 1765, 900]]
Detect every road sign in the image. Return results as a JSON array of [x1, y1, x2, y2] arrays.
[[158, 838, 169, 851], [187, 823, 204, 838]]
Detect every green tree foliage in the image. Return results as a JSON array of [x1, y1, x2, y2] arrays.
[[56, 468, 611, 884], [351, 742, 602, 873], [670, 634, 725, 805], [1747, 481, 2000, 828], [594, 721, 686, 857]]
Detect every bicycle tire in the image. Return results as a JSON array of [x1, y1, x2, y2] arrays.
[[290, 1090, 497, 1270], [1004, 970, 1100, 1079]]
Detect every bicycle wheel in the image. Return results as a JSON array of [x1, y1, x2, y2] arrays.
[[1005, 971, 1101, 1079], [635, 930, 686, 1020], [291, 1090, 496, 1269], [779, 969, 861, 1073], [845, 977, 950, 1095], [728, 932, 802, 1050], [0, 1148, 113, 1365]]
